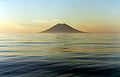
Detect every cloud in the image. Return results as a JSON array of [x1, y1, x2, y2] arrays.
[[33, 19, 62, 24], [77, 24, 98, 32], [0, 21, 40, 33], [85, 24, 97, 28], [0, 21, 23, 28], [34, 20, 51, 23], [78, 24, 120, 33], [0, 20, 120, 33], [0, 19, 63, 33]]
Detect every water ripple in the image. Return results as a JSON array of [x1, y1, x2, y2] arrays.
[[0, 34, 120, 77]]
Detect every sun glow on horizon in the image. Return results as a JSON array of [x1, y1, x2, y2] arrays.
[[0, 0, 120, 33]]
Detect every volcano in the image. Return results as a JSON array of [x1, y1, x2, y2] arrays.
[[40, 23, 86, 33]]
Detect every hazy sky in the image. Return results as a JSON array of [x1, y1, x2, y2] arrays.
[[0, 0, 120, 33]]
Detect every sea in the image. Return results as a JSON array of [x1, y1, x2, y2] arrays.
[[0, 33, 120, 77]]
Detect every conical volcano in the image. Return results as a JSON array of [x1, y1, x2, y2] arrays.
[[40, 23, 85, 33]]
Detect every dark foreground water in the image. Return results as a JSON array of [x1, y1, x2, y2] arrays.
[[0, 33, 120, 77]]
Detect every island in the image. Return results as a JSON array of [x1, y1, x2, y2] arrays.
[[40, 23, 86, 33]]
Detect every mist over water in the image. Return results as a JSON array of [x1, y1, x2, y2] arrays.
[[0, 33, 120, 77]]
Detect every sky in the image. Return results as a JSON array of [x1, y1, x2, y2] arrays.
[[0, 0, 120, 33]]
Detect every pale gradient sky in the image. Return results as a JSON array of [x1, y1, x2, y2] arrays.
[[0, 0, 120, 33]]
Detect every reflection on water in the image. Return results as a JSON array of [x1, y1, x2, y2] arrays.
[[0, 33, 120, 77]]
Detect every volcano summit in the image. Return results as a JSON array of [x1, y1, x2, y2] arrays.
[[40, 23, 86, 33]]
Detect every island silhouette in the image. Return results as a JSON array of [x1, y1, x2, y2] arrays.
[[40, 23, 86, 33]]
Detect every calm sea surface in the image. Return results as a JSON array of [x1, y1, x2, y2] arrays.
[[0, 33, 120, 77]]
